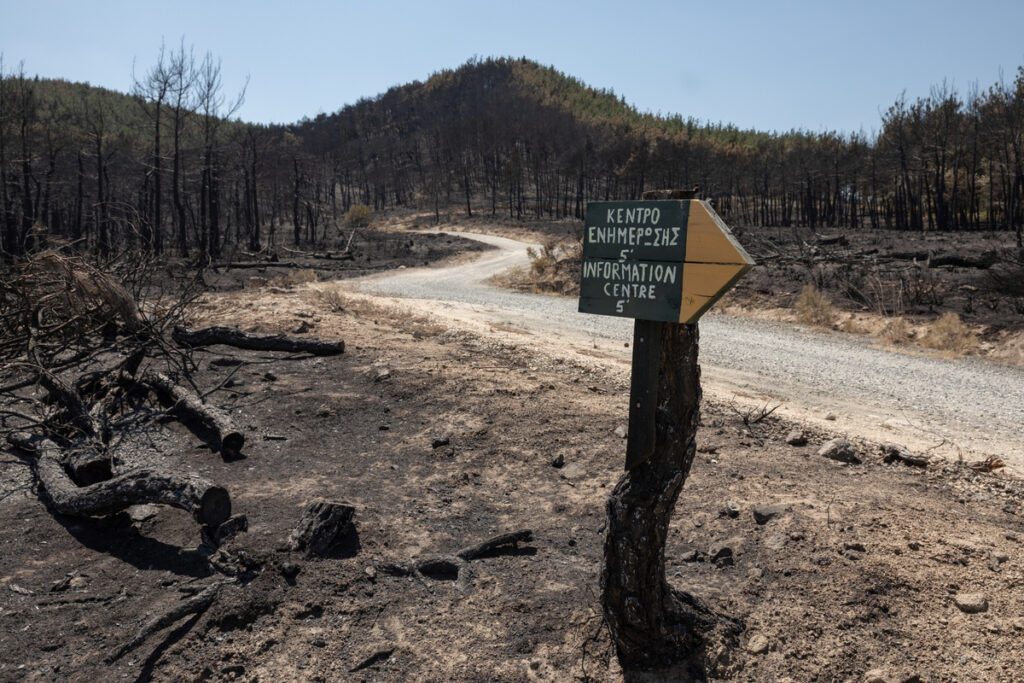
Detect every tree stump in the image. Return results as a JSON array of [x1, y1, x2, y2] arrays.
[[287, 501, 355, 557], [600, 323, 741, 672]]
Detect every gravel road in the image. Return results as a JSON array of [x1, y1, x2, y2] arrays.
[[351, 231, 1024, 469]]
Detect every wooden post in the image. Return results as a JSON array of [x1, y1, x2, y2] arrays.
[[625, 319, 662, 470], [601, 189, 740, 672]]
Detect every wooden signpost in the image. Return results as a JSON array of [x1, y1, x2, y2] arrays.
[[580, 193, 754, 470], [579, 198, 753, 325], [581, 189, 752, 670]]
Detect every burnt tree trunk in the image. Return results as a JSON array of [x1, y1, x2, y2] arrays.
[[7, 432, 231, 527], [601, 323, 740, 672]]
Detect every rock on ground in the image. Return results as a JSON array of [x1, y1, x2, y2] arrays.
[[953, 593, 988, 614], [819, 438, 861, 464], [753, 503, 785, 525], [746, 634, 770, 654]]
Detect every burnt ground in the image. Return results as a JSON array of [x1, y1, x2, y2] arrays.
[[197, 228, 494, 293], [2, 271, 1023, 682], [726, 226, 1024, 329]]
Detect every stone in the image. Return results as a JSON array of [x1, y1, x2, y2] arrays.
[[818, 438, 861, 464], [824, 413, 837, 421], [721, 500, 741, 518], [765, 534, 788, 550], [373, 368, 391, 383], [863, 669, 890, 683], [880, 443, 929, 467], [679, 550, 702, 563], [431, 436, 450, 449], [613, 425, 627, 439], [212, 514, 249, 545], [753, 503, 785, 525], [844, 541, 866, 552], [128, 504, 160, 522], [550, 453, 564, 468], [785, 430, 807, 446], [746, 634, 769, 654], [907, 541, 921, 551], [559, 463, 585, 480], [953, 593, 988, 613], [992, 551, 1009, 563], [843, 549, 864, 561], [709, 543, 733, 563]]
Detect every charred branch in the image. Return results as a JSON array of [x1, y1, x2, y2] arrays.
[[142, 370, 244, 456], [37, 367, 102, 441], [173, 325, 344, 356], [105, 579, 231, 663]]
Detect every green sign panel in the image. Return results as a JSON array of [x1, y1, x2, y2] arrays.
[[579, 200, 689, 322], [578, 199, 755, 324]]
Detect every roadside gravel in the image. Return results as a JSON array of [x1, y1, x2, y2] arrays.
[[351, 231, 1024, 470]]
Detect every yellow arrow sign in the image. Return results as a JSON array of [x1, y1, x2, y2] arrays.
[[677, 200, 755, 323], [578, 199, 755, 323]]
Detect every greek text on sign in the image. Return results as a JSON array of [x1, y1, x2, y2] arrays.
[[578, 200, 755, 323]]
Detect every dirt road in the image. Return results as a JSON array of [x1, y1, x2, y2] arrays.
[[349, 230, 1024, 471]]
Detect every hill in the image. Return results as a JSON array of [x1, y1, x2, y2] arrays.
[[1, 56, 1022, 263]]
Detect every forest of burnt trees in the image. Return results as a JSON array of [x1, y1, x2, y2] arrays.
[[2, 52, 1023, 264]]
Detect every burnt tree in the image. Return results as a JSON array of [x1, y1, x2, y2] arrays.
[[601, 322, 740, 672]]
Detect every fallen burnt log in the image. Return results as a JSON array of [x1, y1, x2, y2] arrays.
[[281, 247, 355, 261], [211, 260, 307, 270], [7, 431, 231, 527], [927, 251, 999, 269], [173, 325, 345, 356], [885, 250, 999, 269], [63, 447, 115, 486], [814, 233, 849, 246], [143, 371, 245, 456]]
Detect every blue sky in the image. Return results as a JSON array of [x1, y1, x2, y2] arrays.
[[3, 0, 1023, 135]]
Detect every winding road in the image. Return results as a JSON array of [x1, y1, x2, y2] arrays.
[[348, 231, 1024, 471]]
